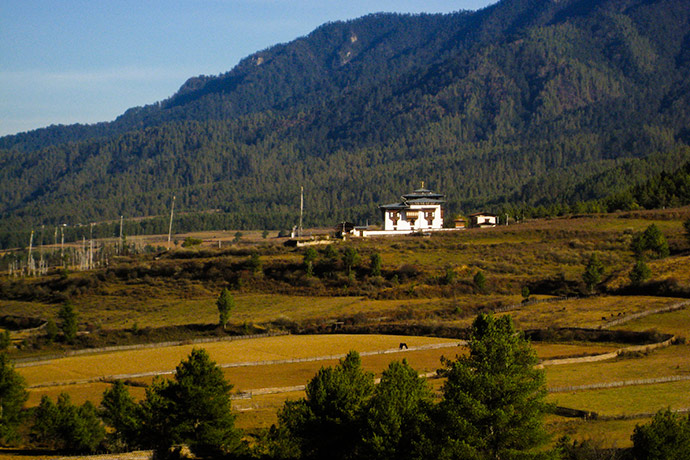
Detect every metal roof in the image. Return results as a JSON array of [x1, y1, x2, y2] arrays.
[[405, 198, 445, 204]]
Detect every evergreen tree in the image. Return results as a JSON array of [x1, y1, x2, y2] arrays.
[[361, 359, 433, 460], [32, 393, 105, 453], [582, 254, 605, 293], [436, 314, 550, 460], [0, 353, 28, 444], [45, 320, 59, 344], [342, 247, 361, 279], [631, 224, 670, 259], [631, 409, 690, 460], [303, 247, 318, 277], [277, 351, 374, 460], [139, 348, 241, 458], [248, 252, 262, 275], [630, 259, 652, 286], [216, 289, 234, 330], [370, 253, 382, 277], [100, 380, 140, 451], [684, 218, 690, 244], [473, 270, 487, 293], [58, 301, 78, 344]]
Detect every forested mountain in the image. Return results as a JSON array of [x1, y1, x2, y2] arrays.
[[2, 0, 690, 248]]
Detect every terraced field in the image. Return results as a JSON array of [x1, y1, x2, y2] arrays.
[[3, 210, 689, 457]]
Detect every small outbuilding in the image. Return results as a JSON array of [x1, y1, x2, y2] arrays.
[[469, 213, 498, 228]]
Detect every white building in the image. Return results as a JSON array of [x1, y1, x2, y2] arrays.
[[380, 185, 445, 231], [469, 212, 498, 228]]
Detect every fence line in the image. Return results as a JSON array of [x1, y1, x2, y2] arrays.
[[554, 405, 690, 420], [234, 371, 439, 399], [549, 374, 690, 393], [601, 300, 690, 329], [26, 342, 464, 389], [15, 331, 289, 368], [537, 335, 676, 368], [491, 296, 576, 314]]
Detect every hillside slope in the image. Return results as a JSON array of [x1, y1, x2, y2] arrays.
[[1, 0, 690, 247]]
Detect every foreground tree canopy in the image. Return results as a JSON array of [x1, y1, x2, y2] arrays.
[[0, 353, 28, 444], [29, 314, 690, 458], [139, 348, 242, 458], [273, 314, 551, 460], [436, 314, 551, 459]]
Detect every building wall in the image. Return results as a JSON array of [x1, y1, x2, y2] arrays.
[[470, 214, 498, 227], [383, 204, 443, 231]]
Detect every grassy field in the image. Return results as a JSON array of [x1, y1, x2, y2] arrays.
[[3, 209, 690, 455], [548, 379, 690, 417], [545, 344, 690, 389], [611, 304, 690, 339], [18, 334, 459, 386], [545, 416, 649, 449], [21, 337, 624, 412], [502, 296, 683, 330]]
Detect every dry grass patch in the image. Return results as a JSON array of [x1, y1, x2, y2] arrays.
[[612, 307, 690, 339], [534, 343, 620, 360], [548, 380, 690, 417], [545, 344, 690, 389], [26, 382, 146, 407], [504, 296, 680, 330], [17, 334, 459, 387], [647, 254, 690, 281], [234, 391, 304, 430], [546, 415, 645, 449], [607, 254, 690, 291]]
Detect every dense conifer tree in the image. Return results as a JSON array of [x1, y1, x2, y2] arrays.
[[0, 353, 28, 444], [435, 314, 550, 460]]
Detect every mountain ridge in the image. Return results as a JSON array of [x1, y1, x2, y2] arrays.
[[1, 0, 689, 248]]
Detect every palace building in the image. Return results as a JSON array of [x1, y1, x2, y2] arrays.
[[379, 183, 445, 232]]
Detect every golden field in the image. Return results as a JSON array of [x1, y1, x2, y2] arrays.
[[2, 208, 690, 456]]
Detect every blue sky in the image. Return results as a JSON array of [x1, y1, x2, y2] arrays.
[[1, 1, 495, 137]]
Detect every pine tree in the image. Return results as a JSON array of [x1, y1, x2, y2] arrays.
[[473, 270, 487, 293], [342, 247, 361, 279], [0, 353, 28, 444], [362, 360, 433, 460], [630, 259, 652, 286], [436, 314, 550, 459], [582, 253, 605, 293], [216, 289, 234, 330], [370, 253, 382, 277], [632, 409, 690, 460], [100, 380, 140, 451], [277, 351, 374, 460], [58, 301, 78, 344], [139, 348, 242, 457]]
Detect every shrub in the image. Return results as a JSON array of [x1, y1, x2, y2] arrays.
[[473, 270, 487, 293], [33, 393, 105, 453], [631, 408, 690, 460], [181, 237, 202, 248], [58, 301, 78, 344], [582, 253, 604, 293], [631, 224, 670, 259], [630, 259, 652, 286]]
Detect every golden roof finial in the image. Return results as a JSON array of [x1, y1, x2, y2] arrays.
[[421, 180, 425, 188]]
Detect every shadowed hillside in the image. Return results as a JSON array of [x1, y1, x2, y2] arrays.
[[1, 0, 690, 248]]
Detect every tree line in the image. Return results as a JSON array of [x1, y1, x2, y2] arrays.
[[2, 0, 690, 248]]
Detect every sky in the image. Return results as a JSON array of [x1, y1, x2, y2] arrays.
[[0, 0, 496, 137]]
